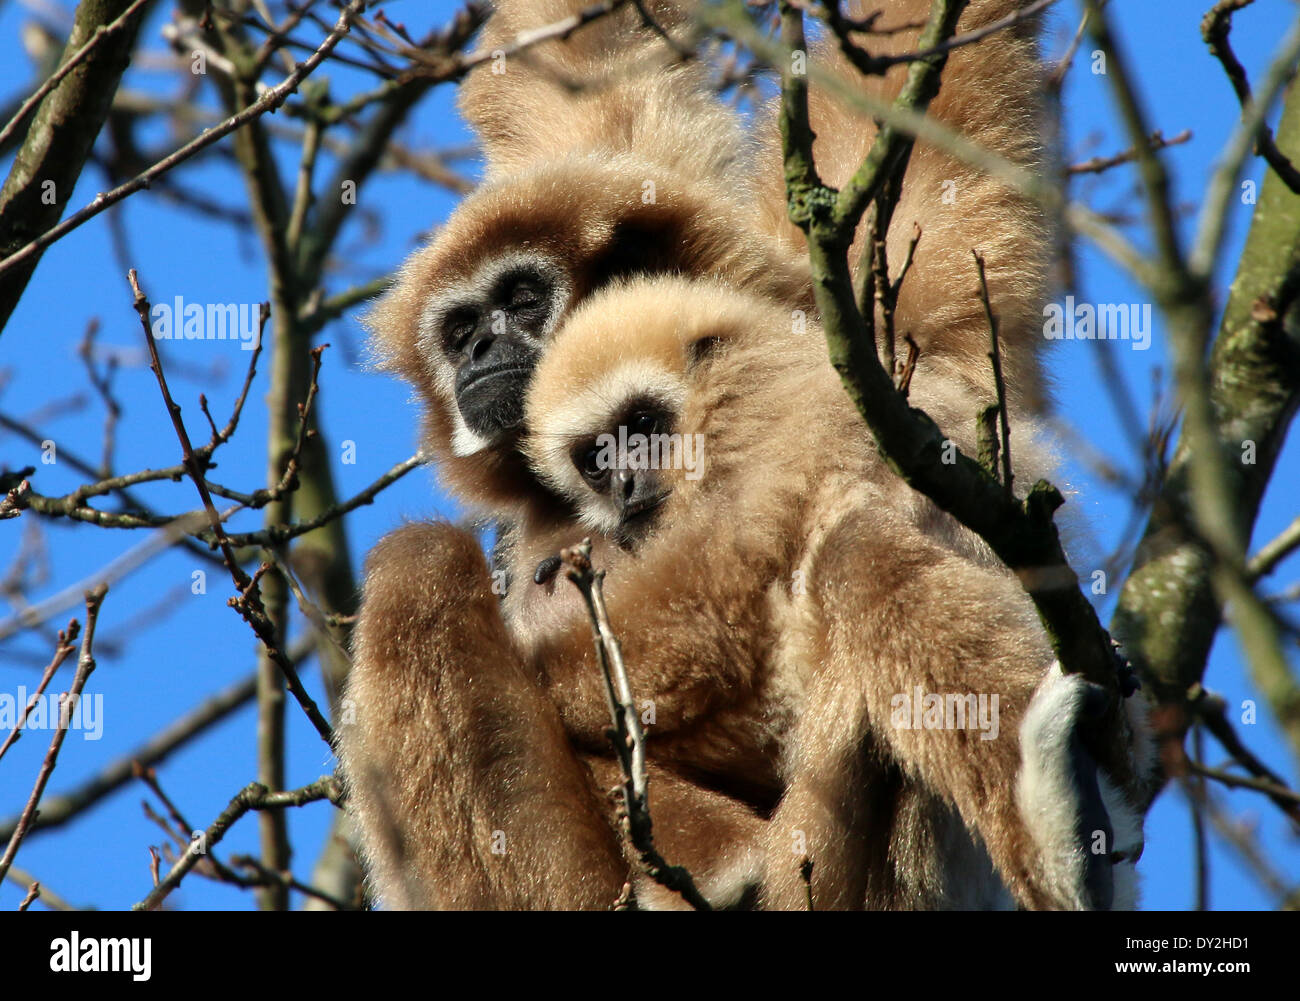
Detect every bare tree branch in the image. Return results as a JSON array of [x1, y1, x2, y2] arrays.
[[0, 0, 152, 332], [0, 583, 108, 885], [132, 775, 343, 911]]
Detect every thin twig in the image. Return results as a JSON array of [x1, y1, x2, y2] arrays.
[[1201, 0, 1300, 194], [0, 584, 108, 886], [228, 853, 358, 910], [129, 270, 332, 744], [4, 865, 78, 911], [221, 453, 426, 547], [132, 776, 343, 911], [1188, 761, 1300, 809], [972, 251, 1013, 495], [1067, 129, 1193, 176], [819, 0, 1060, 77], [560, 540, 712, 911], [1190, 8, 1300, 278], [1248, 515, 1300, 581], [0, 618, 80, 764], [17, 882, 39, 911], [0, 0, 369, 281], [129, 270, 248, 582], [0, 657, 301, 845], [1191, 685, 1300, 824]]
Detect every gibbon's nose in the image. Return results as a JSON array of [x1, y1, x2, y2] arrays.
[[468, 333, 494, 363], [614, 467, 636, 506]]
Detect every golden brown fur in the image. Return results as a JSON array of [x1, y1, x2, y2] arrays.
[[344, 516, 776, 908], [338, 0, 1104, 909], [343, 1, 804, 905], [458, 0, 732, 184], [755, 0, 1052, 412], [520, 276, 1146, 908], [364, 0, 811, 513]]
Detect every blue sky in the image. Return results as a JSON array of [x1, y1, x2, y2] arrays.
[[0, 0, 1296, 910]]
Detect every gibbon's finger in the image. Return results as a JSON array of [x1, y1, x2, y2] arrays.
[[533, 554, 563, 586]]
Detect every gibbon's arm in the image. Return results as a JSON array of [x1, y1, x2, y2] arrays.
[[337, 521, 628, 909], [458, 0, 744, 185], [762, 505, 1137, 910], [755, 0, 1051, 411]]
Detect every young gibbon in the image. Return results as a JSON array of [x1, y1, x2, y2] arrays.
[[339, 0, 1110, 908], [518, 275, 1152, 909]]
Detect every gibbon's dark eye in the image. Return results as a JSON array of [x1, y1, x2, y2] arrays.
[[575, 442, 609, 490], [626, 411, 659, 437], [506, 281, 542, 311]]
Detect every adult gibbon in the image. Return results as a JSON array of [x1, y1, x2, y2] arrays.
[[338, 0, 1123, 908], [516, 275, 1150, 910]]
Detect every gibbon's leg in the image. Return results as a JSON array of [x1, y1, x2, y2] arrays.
[[337, 521, 627, 909], [762, 507, 1132, 910]]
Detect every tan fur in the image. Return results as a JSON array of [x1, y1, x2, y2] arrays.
[[340, 0, 1081, 909], [365, 0, 811, 513], [339, 521, 771, 908], [458, 1, 738, 185], [520, 276, 1133, 908], [754, 0, 1052, 412], [344, 0, 800, 906]]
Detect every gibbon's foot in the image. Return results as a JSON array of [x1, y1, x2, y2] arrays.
[[1017, 666, 1146, 910]]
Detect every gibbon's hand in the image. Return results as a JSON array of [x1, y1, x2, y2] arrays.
[[1018, 668, 1145, 911], [1067, 679, 1118, 911]]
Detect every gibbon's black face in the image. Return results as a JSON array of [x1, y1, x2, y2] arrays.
[[439, 262, 560, 439], [571, 406, 674, 546]]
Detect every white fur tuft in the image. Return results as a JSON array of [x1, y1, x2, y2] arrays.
[[1017, 665, 1150, 910], [1017, 665, 1092, 909]]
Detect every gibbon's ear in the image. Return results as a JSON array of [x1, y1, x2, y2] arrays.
[[687, 334, 725, 370]]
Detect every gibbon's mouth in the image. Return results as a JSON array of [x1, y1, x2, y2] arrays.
[[622, 491, 670, 519], [458, 363, 533, 391], [615, 490, 671, 547]]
